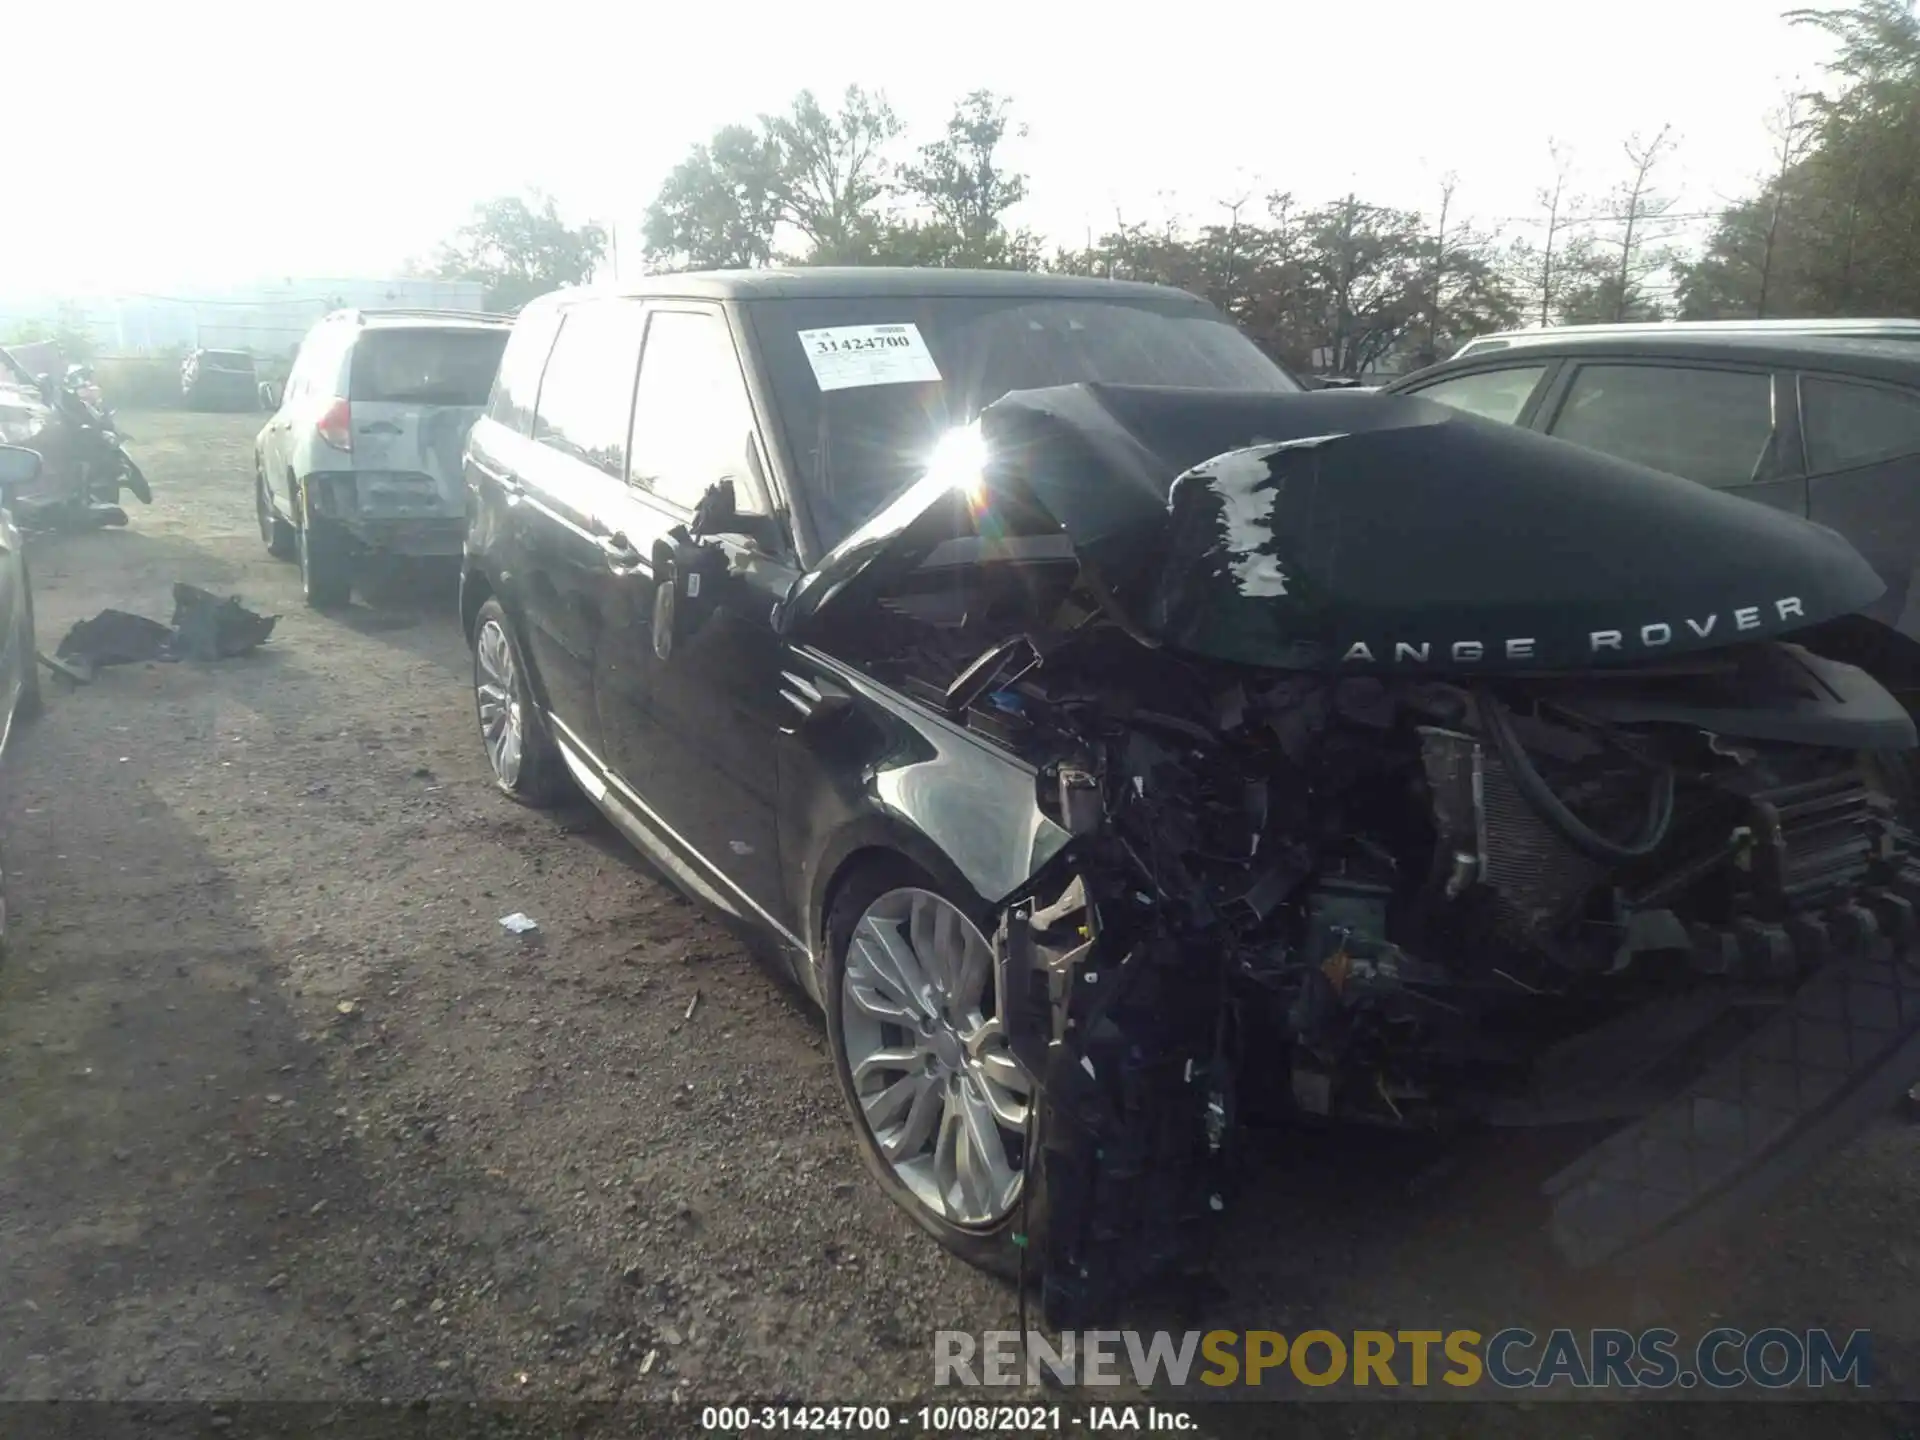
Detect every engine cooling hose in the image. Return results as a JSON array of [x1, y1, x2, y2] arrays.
[[1478, 692, 1676, 864]]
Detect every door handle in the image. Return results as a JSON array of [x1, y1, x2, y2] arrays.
[[600, 531, 645, 572]]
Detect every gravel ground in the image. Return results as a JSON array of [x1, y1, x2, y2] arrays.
[[0, 411, 1915, 1433]]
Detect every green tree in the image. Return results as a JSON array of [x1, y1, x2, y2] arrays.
[[1678, 1, 1920, 318], [2, 302, 96, 363], [641, 125, 784, 270], [643, 86, 902, 268], [890, 90, 1038, 267], [434, 191, 606, 311], [766, 86, 902, 262]]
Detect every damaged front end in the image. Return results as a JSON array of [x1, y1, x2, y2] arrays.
[[780, 385, 1920, 1324]]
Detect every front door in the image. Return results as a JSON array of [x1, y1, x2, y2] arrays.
[[593, 304, 797, 933], [514, 297, 650, 752]]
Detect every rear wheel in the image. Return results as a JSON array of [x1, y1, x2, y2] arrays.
[[824, 860, 1036, 1280], [297, 484, 352, 609], [257, 470, 295, 559], [472, 598, 567, 806]]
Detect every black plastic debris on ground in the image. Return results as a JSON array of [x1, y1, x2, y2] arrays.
[[50, 584, 278, 681]]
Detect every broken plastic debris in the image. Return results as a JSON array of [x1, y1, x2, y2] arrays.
[[54, 585, 278, 672], [499, 913, 539, 935], [1079, 1055, 1097, 1079]]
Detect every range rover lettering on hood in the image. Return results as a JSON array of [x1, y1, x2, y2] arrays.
[[1340, 596, 1809, 666], [775, 385, 1887, 674]]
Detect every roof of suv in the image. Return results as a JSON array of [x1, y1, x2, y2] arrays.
[[1454, 318, 1920, 358], [326, 308, 513, 333], [1408, 331, 1920, 389], [536, 268, 1206, 306]]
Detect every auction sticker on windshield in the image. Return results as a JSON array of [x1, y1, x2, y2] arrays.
[[797, 323, 943, 391]]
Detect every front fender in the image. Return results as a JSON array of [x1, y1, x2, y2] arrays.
[[779, 648, 1072, 997]]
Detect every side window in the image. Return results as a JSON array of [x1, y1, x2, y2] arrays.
[[1408, 364, 1549, 424], [529, 300, 649, 478], [628, 309, 765, 514], [488, 306, 565, 436], [1801, 376, 1920, 472], [1549, 364, 1774, 489]]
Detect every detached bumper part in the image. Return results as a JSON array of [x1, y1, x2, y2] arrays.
[[1546, 915, 1920, 1268]]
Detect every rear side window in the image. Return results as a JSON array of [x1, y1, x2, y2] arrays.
[[1802, 376, 1920, 472], [1409, 364, 1548, 423], [351, 329, 508, 406], [487, 307, 566, 436], [530, 299, 649, 477], [1549, 363, 1774, 489]]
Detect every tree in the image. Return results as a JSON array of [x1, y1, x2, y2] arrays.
[[898, 90, 1036, 263], [643, 86, 903, 268], [3, 303, 96, 363], [1678, 1, 1920, 319], [765, 86, 903, 262], [434, 192, 606, 311], [641, 125, 784, 270]]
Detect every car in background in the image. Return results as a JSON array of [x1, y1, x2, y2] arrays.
[[1383, 329, 1920, 715], [1451, 316, 1920, 362], [254, 309, 511, 607], [181, 348, 260, 410]]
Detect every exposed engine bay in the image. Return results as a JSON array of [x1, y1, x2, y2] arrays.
[[778, 386, 1920, 1323]]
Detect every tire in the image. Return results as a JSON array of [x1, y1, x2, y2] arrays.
[[823, 857, 1037, 1281], [471, 598, 568, 806], [297, 489, 353, 609], [257, 470, 295, 559], [14, 562, 41, 724]]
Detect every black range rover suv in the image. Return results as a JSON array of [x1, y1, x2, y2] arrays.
[[458, 271, 1920, 1324]]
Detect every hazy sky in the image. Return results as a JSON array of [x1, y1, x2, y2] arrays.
[[3, 0, 1850, 296]]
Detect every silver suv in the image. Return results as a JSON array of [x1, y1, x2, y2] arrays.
[[253, 309, 511, 607]]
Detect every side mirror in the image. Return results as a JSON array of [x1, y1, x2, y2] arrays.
[[649, 524, 732, 662], [0, 444, 43, 512], [259, 381, 282, 411], [688, 476, 782, 553]]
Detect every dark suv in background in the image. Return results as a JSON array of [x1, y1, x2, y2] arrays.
[[1386, 331, 1920, 708], [181, 348, 259, 410]]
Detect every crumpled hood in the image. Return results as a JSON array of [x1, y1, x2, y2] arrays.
[[777, 384, 1888, 674]]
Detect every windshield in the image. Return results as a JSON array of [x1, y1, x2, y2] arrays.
[[350, 329, 509, 406], [748, 293, 1297, 548]]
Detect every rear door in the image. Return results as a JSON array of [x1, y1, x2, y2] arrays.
[[347, 327, 511, 523], [511, 298, 650, 752], [1536, 359, 1802, 517], [1800, 371, 1920, 633]]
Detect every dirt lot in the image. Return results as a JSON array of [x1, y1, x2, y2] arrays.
[[1, 410, 1916, 1429]]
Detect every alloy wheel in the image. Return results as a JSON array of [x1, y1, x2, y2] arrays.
[[840, 887, 1031, 1227], [475, 617, 524, 788]]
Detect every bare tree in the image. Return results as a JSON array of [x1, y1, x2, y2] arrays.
[[1426, 172, 1456, 358], [1536, 140, 1572, 325], [1757, 92, 1814, 316], [1609, 124, 1679, 322]]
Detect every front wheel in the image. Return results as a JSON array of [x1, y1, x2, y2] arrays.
[[257, 471, 295, 559], [824, 862, 1037, 1280]]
